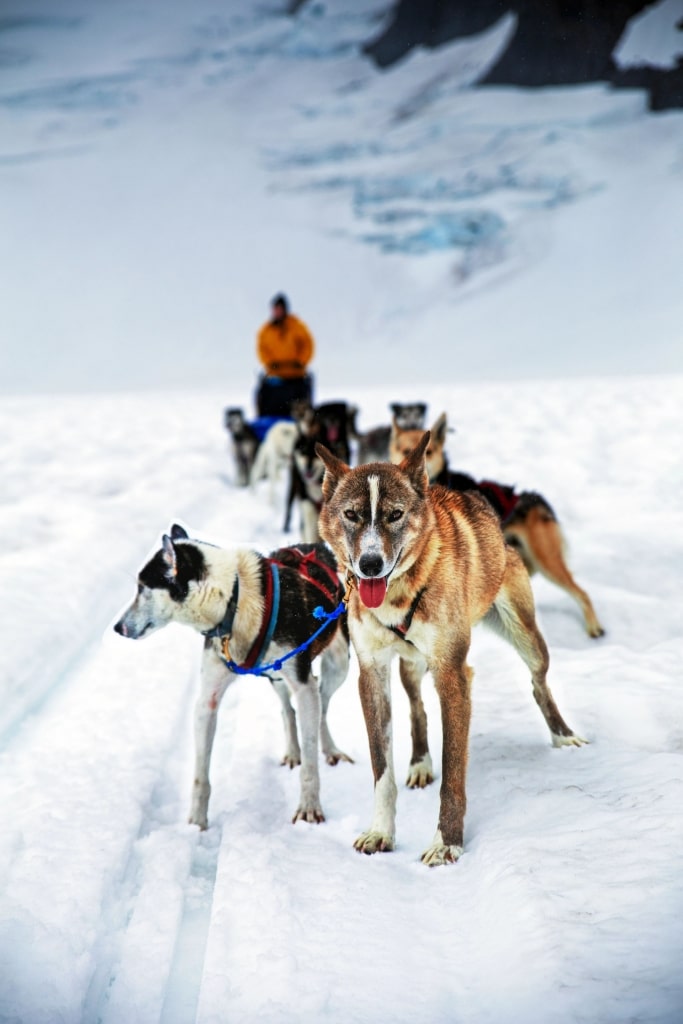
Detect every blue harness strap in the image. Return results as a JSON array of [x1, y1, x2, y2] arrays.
[[253, 562, 280, 668], [218, 560, 346, 677]]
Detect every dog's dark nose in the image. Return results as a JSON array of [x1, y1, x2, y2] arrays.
[[113, 620, 126, 636], [358, 554, 384, 578]]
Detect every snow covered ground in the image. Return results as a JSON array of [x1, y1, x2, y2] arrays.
[[1, 376, 682, 1024], [2, 1, 683, 1022]]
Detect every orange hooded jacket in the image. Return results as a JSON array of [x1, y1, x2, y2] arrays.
[[257, 314, 315, 379]]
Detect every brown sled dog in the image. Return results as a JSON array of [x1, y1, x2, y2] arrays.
[[316, 434, 586, 866], [390, 413, 604, 638]]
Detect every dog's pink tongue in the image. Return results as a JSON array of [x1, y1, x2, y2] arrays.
[[358, 576, 388, 609]]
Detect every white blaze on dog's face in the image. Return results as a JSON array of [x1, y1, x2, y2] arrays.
[[316, 434, 431, 610]]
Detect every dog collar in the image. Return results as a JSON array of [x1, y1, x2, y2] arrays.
[[202, 577, 240, 641]]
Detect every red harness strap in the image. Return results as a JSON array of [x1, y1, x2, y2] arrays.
[[270, 548, 340, 606], [478, 480, 520, 522]]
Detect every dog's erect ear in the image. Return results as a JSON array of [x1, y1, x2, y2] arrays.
[[431, 413, 448, 447], [316, 443, 350, 500], [170, 523, 189, 541], [161, 534, 178, 577], [400, 431, 430, 497]]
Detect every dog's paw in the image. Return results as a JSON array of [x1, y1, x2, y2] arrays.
[[552, 732, 589, 748], [420, 841, 463, 867], [353, 830, 395, 855], [324, 749, 355, 766], [281, 753, 301, 769], [188, 812, 208, 831], [406, 755, 433, 788], [589, 624, 606, 638], [292, 805, 325, 824], [189, 786, 210, 830]]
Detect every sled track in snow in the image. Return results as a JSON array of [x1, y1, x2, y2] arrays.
[[84, 684, 245, 1024], [79, 663, 208, 1024], [159, 829, 222, 1024]]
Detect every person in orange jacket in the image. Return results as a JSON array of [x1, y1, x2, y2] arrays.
[[257, 293, 315, 380]]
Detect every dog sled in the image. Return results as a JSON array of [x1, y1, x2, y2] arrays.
[[256, 372, 314, 421]]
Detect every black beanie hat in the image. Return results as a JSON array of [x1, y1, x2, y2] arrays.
[[271, 293, 289, 313]]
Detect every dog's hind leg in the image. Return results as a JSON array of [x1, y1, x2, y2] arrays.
[[189, 646, 233, 830], [283, 467, 296, 532], [249, 442, 266, 491], [319, 627, 353, 766], [283, 461, 304, 532], [271, 678, 301, 768], [420, 649, 473, 867], [399, 655, 433, 788], [486, 551, 587, 748], [505, 509, 604, 638]]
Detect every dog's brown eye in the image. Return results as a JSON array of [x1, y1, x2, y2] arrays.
[[387, 509, 403, 523], [344, 509, 360, 523]]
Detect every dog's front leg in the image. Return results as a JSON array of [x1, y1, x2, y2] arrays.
[[421, 659, 473, 866], [354, 658, 397, 854], [189, 645, 232, 830], [319, 628, 353, 766], [399, 654, 433, 788], [290, 676, 324, 823]]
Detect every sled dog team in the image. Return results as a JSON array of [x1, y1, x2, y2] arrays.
[[115, 400, 602, 865]]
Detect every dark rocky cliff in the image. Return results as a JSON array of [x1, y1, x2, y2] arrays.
[[362, 1, 683, 110]]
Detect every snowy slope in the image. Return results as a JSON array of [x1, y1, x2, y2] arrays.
[[1, 0, 682, 395]]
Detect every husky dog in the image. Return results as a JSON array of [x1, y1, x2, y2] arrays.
[[316, 434, 586, 866], [290, 431, 325, 543], [390, 413, 604, 638], [249, 419, 299, 507], [114, 525, 351, 830], [348, 401, 429, 465], [291, 400, 352, 463], [224, 407, 259, 487], [390, 401, 427, 430], [284, 400, 353, 538]]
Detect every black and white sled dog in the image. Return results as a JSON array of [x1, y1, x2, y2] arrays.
[[284, 400, 353, 539], [114, 525, 352, 829], [290, 430, 326, 542]]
